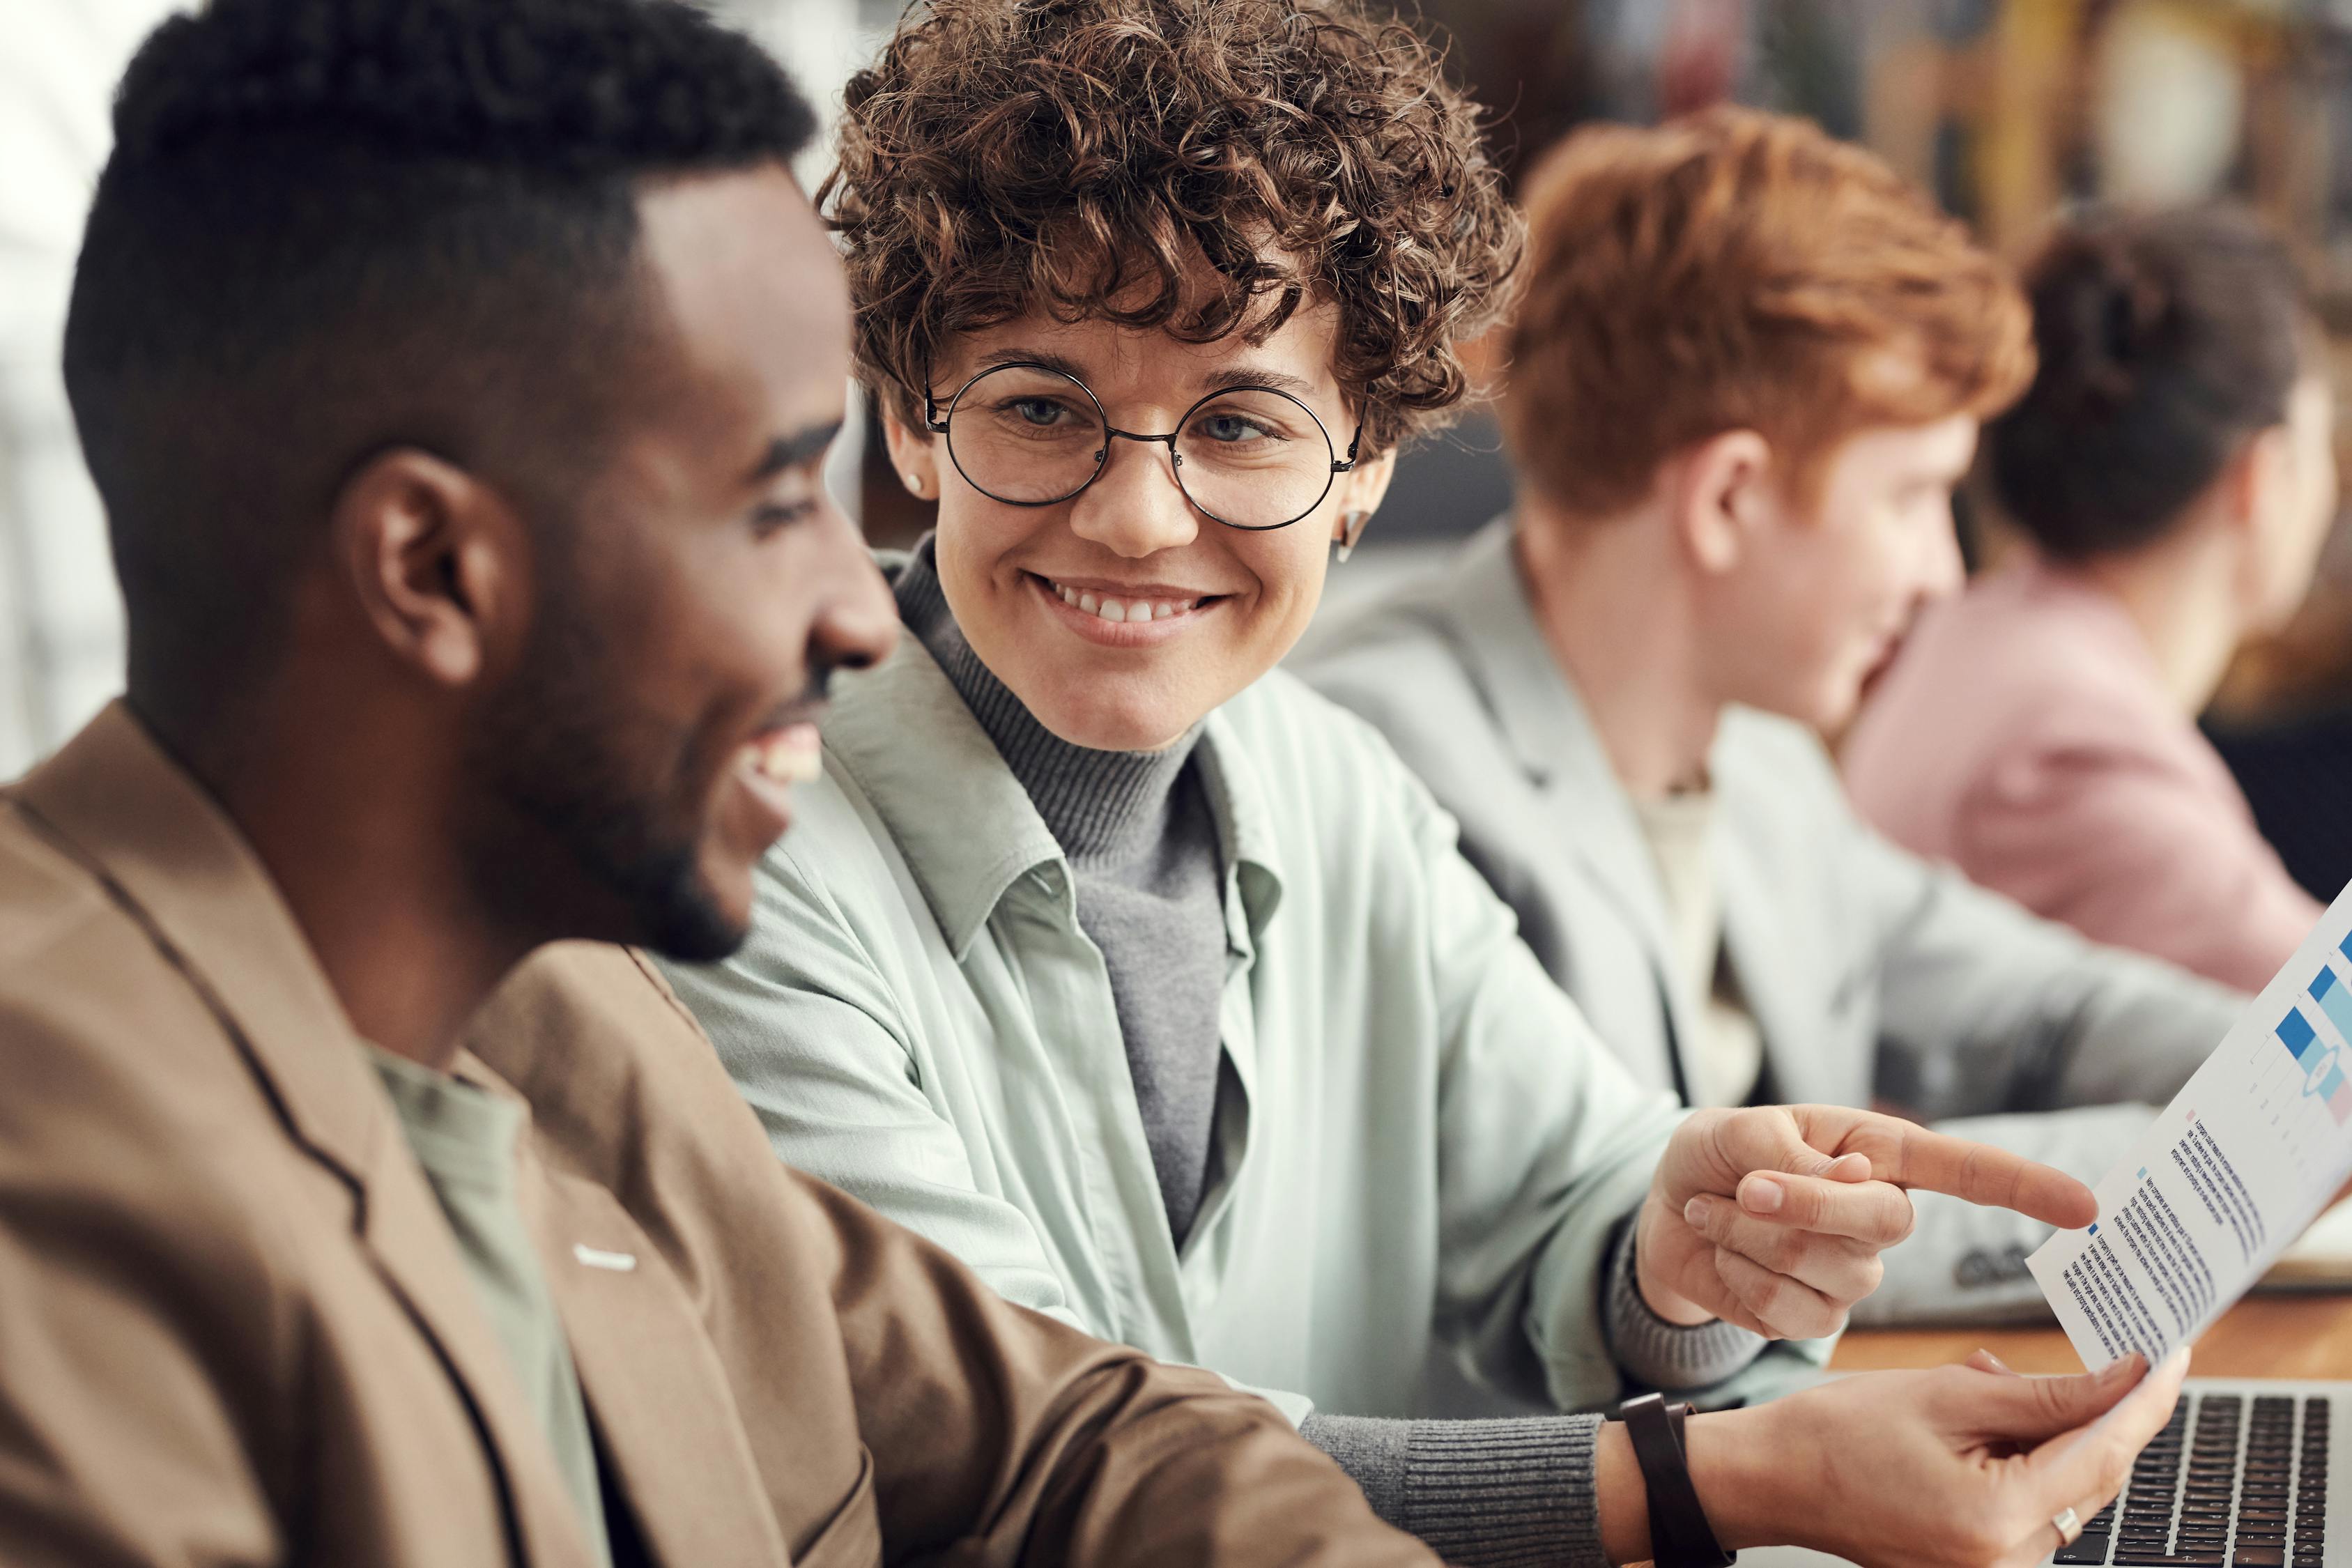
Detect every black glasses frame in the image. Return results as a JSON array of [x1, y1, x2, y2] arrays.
[[923, 361, 1362, 532]]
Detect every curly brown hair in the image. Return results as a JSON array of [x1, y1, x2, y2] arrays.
[[822, 0, 1523, 455]]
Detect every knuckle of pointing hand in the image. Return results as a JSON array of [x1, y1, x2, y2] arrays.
[[1734, 1261, 1783, 1319], [1757, 1284, 1824, 1339], [1750, 1228, 1802, 1272], [1787, 1185, 1829, 1227]]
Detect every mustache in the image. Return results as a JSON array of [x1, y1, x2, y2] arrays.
[[755, 665, 836, 734]]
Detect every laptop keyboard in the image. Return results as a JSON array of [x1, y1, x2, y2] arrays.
[[2054, 1393, 2330, 1568]]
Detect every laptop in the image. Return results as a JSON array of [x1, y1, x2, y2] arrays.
[[1739, 1378, 2345, 1568], [2265, 1197, 2352, 1291]]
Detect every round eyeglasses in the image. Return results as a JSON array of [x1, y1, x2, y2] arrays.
[[923, 362, 1362, 531]]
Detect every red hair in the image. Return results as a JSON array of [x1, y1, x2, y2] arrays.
[[1503, 106, 2034, 518]]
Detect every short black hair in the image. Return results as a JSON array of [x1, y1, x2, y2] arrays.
[[1988, 206, 2315, 563], [66, 0, 815, 726]]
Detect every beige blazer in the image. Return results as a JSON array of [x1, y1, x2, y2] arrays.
[[0, 703, 1429, 1568]]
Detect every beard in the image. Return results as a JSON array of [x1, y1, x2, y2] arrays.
[[463, 576, 747, 964]]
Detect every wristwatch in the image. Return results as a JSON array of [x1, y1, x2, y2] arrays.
[[1617, 1392, 1735, 1568]]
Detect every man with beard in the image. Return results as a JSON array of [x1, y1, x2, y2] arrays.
[[0, 1, 1456, 1562]]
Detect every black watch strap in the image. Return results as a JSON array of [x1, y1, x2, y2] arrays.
[[1620, 1392, 1735, 1568]]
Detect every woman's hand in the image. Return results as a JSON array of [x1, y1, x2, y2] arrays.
[[1634, 1104, 2099, 1337], [1649, 1348, 2192, 1568]]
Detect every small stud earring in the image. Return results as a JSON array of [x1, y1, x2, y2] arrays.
[[905, 472, 925, 497], [1335, 510, 1370, 562]]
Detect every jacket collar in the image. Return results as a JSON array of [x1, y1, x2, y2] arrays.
[[1411, 525, 1845, 1102], [823, 631, 1066, 958], [10, 702, 389, 1182], [824, 563, 1287, 960], [1413, 518, 1683, 967], [8, 702, 604, 1568], [1194, 716, 1286, 962]]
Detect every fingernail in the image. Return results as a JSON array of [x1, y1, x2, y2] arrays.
[[1741, 1176, 1784, 1214], [1684, 1194, 1718, 1227], [2162, 1346, 2190, 1376], [2099, 1354, 2142, 1382]]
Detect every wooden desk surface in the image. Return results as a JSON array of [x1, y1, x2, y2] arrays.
[[1829, 1296, 2352, 1380]]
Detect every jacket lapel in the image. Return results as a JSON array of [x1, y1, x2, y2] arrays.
[[9, 704, 600, 1568], [1709, 721, 1861, 1109], [509, 1134, 790, 1567], [1712, 821, 1831, 1105], [1420, 523, 1701, 1092]]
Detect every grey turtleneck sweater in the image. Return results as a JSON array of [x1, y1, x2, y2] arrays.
[[896, 539, 1765, 1567]]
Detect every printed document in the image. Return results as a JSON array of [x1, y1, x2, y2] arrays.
[[2030, 882, 2352, 1367]]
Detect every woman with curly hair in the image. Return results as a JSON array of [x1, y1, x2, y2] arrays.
[[661, 3, 2178, 1562]]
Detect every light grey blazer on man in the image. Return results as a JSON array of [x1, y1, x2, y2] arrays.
[[1295, 519, 2247, 1323]]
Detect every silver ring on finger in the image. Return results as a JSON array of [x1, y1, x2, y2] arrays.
[[2052, 1508, 2083, 1548]]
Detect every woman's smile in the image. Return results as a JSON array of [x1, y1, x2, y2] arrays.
[[1025, 569, 1229, 647]]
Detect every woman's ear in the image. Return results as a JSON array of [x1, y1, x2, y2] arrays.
[[1676, 429, 1776, 574], [2222, 422, 2324, 627], [2220, 424, 2287, 544], [879, 397, 943, 501], [1329, 444, 1399, 555]]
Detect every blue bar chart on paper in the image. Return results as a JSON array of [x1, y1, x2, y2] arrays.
[[2031, 880, 2352, 1369], [2264, 935, 2352, 1144]]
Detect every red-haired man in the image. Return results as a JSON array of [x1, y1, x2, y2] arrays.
[[1301, 106, 2247, 1324]]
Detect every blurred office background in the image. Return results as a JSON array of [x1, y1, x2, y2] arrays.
[[11, 0, 2352, 888], [1388, 0, 2352, 904]]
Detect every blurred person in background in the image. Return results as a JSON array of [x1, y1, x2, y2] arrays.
[[647, 9, 2183, 1565], [1845, 207, 2339, 992], [1298, 107, 2245, 1326]]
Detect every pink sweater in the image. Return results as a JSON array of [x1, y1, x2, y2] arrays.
[[1843, 560, 2319, 992]]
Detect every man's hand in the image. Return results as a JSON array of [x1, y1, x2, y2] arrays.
[[1659, 1347, 2192, 1568], [1635, 1105, 2098, 1338]]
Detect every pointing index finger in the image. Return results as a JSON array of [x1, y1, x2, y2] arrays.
[[1873, 1122, 2098, 1229]]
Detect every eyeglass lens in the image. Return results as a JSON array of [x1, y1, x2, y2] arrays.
[[943, 364, 1339, 528]]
